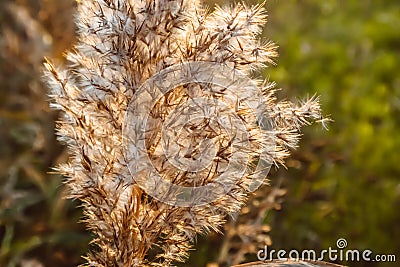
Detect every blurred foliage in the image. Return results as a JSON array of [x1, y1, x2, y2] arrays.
[[0, 0, 399, 267], [0, 1, 89, 266], [262, 1, 400, 266]]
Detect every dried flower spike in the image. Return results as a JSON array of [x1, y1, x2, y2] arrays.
[[44, 0, 323, 266]]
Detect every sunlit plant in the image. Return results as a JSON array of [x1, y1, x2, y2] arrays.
[[44, 0, 323, 266]]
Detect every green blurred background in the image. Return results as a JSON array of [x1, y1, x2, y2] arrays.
[[0, 0, 399, 266]]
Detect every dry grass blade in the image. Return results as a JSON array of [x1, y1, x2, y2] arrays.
[[231, 259, 346, 267]]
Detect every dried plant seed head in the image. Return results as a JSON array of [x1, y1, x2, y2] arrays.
[[44, 0, 323, 266]]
